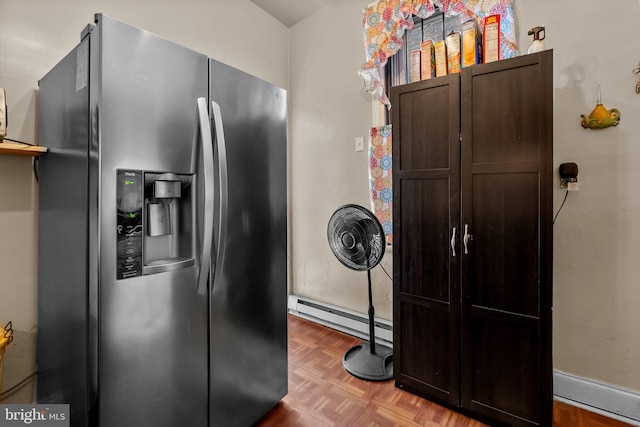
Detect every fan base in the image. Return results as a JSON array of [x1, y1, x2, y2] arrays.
[[343, 341, 393, 381]]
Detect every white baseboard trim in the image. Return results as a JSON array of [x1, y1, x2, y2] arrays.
[[554, 371, 640, 425], [287, 295, 392, 348]]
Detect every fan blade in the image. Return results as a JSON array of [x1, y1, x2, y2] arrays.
[[327, 204, 386, 271]]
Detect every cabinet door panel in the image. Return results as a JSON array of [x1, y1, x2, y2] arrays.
[[470, 172, 539, 316], [398, 84, 451, 171], [400, 178, 451, 301], [469, 63, 543, 164], [399, 302, 452, 394], [467, 314, 540, 424]]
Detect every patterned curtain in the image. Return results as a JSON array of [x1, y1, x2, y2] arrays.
[[369, 125, 393, 245], [359, 0, 517, 106]]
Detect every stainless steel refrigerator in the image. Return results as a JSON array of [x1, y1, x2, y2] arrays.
[[37, 14, 287, 427]]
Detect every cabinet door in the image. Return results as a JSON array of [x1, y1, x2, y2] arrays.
[[392, 75, 461, 406], [460, 50, 553, 426]]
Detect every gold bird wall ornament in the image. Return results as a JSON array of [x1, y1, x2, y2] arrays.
[[581, 85, 620, 129]]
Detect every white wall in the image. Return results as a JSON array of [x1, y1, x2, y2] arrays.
[[515, 0, 640, 394], [0, 0, 288, 402], [288, 0, 640, 397], [289, 0, 394, 321]]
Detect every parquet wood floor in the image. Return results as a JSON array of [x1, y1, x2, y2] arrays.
[[255, 315, 633, 427], [553, 400, 634, 427]]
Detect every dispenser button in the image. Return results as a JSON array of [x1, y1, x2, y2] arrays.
[[153, 180, 181, 199]]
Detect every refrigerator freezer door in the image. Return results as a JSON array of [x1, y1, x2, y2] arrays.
[[208, 59, 288, 426], [95, 15, 209, 427]]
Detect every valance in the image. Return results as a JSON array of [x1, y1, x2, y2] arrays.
[[359, 0, 518, 106]]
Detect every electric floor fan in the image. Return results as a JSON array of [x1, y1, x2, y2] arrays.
[[327, 204, 392, 381]]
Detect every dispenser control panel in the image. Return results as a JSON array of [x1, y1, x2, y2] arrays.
[[116, 170, 143, 279]]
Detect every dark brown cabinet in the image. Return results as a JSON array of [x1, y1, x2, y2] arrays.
[[392, 51, 553, 427]]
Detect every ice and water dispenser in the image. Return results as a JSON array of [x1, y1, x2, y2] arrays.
[[116, 169, 195, 280]]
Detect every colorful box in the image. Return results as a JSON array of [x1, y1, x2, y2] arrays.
[[445, 31, 461, 74], [420, 40, 435, 80], [462, 19, 482, 67], [483, 15, 501, 63], [434, 40, 448, 77]]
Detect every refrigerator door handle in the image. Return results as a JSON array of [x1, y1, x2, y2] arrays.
[[211, 100, 228, 288], [197, 97, 214, 294]]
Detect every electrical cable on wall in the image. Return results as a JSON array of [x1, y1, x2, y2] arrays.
[[0, 372, 37, 402], [379, 263, 393, 281], [553, 190, 569, 225], [33, 157, 39, 183]]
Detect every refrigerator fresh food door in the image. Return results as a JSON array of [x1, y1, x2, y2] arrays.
[[208, 59, 288, 426]]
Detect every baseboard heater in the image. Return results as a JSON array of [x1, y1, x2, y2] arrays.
[[288, 295, 393, 348], [554, 371, 640, 425]]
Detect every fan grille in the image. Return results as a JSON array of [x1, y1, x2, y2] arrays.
[[327, 204, 385, 271]]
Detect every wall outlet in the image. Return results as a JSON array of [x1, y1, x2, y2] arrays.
[[355, 136, 364, 152], [561, 178, 579, 191]]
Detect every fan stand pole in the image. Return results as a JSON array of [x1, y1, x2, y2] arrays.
[[341, 267, 393, 381], [367, 269, 376, 355]]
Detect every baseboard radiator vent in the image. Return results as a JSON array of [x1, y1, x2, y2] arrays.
[[288, 295, 393, 349]]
